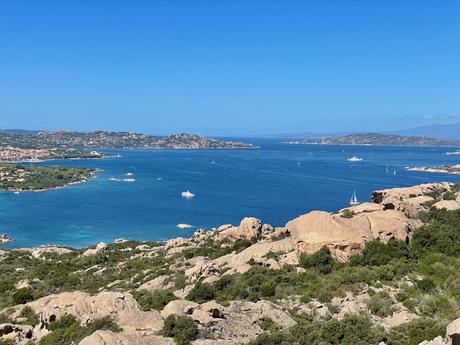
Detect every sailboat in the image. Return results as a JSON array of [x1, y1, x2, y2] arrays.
[[386, 165, 389, 173], [393, 169, 397, 176], [349, 190, 360, 206]]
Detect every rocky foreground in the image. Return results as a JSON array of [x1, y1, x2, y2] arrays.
[[1, 182, 460, 344]]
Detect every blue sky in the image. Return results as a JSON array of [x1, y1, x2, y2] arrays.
[[0, 1, 459, 136]]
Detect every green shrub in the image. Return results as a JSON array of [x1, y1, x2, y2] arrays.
[[133, 289, 177, 311], [386, 318, 446, 345], [299, 246, 333, 274], [417, 278, 435, 292], [162, 314, 198, 345], [39, 315, 120, 345], [249, 315, 385, 345], [186, 282, 216, 303], [366, 291, 395, 318], [12, 288, 34, 305], [353, 240, 408, 266], [256, 316, 279, 332], [443, 191, 456, 200], [341, 209, 355, 218], [19, 306, 39, 326], [0, 340, 13, 345]]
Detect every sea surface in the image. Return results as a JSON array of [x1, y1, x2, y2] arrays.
[[1, 139, 460, 249]]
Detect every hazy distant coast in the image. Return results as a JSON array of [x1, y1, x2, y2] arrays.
[[284, 133, 460, 147]]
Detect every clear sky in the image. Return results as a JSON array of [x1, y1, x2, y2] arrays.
[[1, 1, 459, 136]]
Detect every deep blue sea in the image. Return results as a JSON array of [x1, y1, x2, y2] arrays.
[[1, 140, 460, 249]]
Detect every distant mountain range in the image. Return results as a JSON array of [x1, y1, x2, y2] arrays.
[[390, 123, 460, 140], [285, 133, 460, 147]]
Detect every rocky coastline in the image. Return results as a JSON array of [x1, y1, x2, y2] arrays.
[[0, 234, 12, 244], [1, 182, 460, 344], [407, 165, 460, 175]]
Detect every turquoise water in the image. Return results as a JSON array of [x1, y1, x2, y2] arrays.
[[1, 140, 460, 248]]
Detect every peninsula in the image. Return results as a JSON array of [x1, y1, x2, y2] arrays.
[[0, 164, 96, 192], [0, 130, 255, 150], [0, 147, 105, 163], [286, 133, 460, 147], [407, 165, 460, 175], [1, 182, 460, 345]]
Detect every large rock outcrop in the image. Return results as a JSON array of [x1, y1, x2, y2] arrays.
[[79, 330, 175, 345], [286, 207, 414, 262], [9, 291, 163, 336], [216, 217, 264, 241], [372, 182, 453, 217], [159, 299, 295, 343]]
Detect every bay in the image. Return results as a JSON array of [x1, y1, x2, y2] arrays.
[[1, 139, 460, 248]]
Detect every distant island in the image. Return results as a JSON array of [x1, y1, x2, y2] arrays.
[[0, 164, 96, 191], [0, 130, 255, 149], [407, 164, 460, 175], [285, 133, 460, 147]]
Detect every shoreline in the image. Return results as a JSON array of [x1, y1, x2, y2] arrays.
[[283, 141, 460, 148], [0, 169, 100, 194]]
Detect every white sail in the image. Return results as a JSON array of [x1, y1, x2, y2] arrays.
[[349, 190, 360, 205]]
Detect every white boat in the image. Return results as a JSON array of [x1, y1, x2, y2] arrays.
[[181, 190, 195, 198], [125, 172, 134, 176], [349, 190, 360, 206], [177, 223, 192, 229], [347, 156, 363, 162], [123, 178, 136, 182]]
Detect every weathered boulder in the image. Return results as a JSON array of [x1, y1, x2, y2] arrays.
[[82, 242, 108, 257], [372, 183, 452, 217], [161, 300, 198, 318], [185, 257, 220, 283], [115, 309, 163, 333], [0, 323, 33, 345], [11, 291, 139, 325], [213, 238, 295, 273], [217, 217, 262, 241], [137, 274, 175, 292], [226, 300, 296, 329], [15, 246, 73, 259], [447, 318, 460, 342], [433, 200, 460, 211], [286, 209, 413, 261], [79, 330, 175, 345]]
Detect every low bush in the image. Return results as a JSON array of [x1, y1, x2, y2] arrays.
[[12, 288, 34, 305], [162, 314, 198, 345], [39, 315, 120, 345], [133, 289, 177, 311]]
